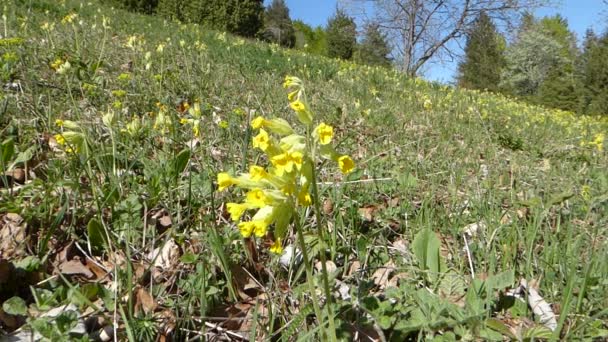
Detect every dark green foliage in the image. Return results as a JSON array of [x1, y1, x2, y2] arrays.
[[122, 0, 263, 38], [293, 20, 327, 56], [579, 30, 608, 115], [501, 14, 582, 111], [326, 8, 356, 60], [101, 0, 158, 14], [261, 0, 296, 47], [355, 23, 391, 67], [457, 12, 505, 92]]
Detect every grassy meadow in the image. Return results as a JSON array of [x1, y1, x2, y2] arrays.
[[0, 0, 607, 340]]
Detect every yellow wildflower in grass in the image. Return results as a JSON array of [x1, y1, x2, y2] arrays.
[[253, 129, 271, 151], [314, 123, 334, 145], [217, 76, 355, 255], [269, 238, 283, 254], [338, 155, 355, 174], [217, 172, 237, 191], [238, 221, 256, 238], [227, 203, 251, 221], [245, 189, 269, 207], [289, 100, 313, 125]]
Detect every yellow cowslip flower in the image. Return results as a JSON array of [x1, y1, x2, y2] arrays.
[[50, 58, 63, 71], [249, 165, 268, 181], [227, 203, 250, 221], [287, 90, 299, 102], [283, 75, 301, 89], [271, 153, 294, 176], [289, 100, 313, 125], [180, 118, 189, 124], [217, 172, 237, 191], [54, 134, 65, 145], [55, 119, 64, 127], [253, 129, 271, 151], [251, 116, 265, 129], [297, 187, 312, 207], [245, 189, 269, 207], [269, 238, 283, 254], [314, 123, 334, 145], [290, 151, 303, 171], [238, 221, 255, 238], [338, 155, 355, 174]]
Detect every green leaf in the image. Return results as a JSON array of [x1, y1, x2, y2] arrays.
[[87, 218, 107, 253], [345, 168, 363, 181], [412, 229, 441, 274], [485, 269, 515, 293], [180, 252, 198, 264], [485, 318, 517, 339], [173, 149, 191, 177], [14, 255, 41, 272], [0, 138, 15, 170], [2, 296, 27, 315]]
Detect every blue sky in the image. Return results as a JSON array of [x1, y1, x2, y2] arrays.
[[265, 0, 607, 83]]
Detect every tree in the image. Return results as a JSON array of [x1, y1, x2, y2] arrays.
[[261, 0, 296, 47], [500, 28, 563, 97], [326, 8, 357, 60], [457, 12, 505, 92], [342, 0, 547, 77], [293, 20, 328, 55], [156, 0, 263, 37], [579, 31, 608, 115], [356, 23, 392, 66], [500, 14, 580, 111]]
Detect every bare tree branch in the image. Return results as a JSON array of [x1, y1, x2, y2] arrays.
[[340, 0, 550, 76]]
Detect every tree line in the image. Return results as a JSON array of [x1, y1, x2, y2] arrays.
[[104, 0, 607, 115], [104, 0, 392, 67], [457, 12, 608, 115]]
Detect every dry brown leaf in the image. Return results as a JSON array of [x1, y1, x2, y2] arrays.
[[0, 213, 27, 259], [323, 199, 334, 215], [358, 205, 381, 221], [315, 260, 337, 274], [371, 261, 395, 289], [347, 260, 361, 277], [148, 239, 179, 270], [58, 259, 94, 279], [135, 287, 158, 315]]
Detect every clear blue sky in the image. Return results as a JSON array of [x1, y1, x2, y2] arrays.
[[265, 0, 607, 83]]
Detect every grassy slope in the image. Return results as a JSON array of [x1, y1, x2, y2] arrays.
[[1, 0, 607, 340]]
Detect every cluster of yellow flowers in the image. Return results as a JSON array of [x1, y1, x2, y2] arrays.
[[217, 76, 354, 254]]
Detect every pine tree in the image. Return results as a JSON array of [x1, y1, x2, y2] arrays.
[[457, 12, 505, 92], [356, 23, 391, 67], [580, 31, 608, 115], [326, 8, 356, 60], [261, 0, 296, 47]]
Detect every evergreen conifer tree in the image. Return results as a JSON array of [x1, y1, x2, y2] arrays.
[[457, 12, 505, 92], [356, 23, 391, 67], [261, 0, 296, 47], [326, 8, 356, 60]]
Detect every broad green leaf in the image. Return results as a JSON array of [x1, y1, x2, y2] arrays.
[[2, 296, 27, 315], [485, 318, 517, 339], [180, 252, 198, 264], [87, 218, 107, 253], [485, 269, 515, 293], [14, 256, 41, 272], [412, 229, 441, 274], [173, 149, 191, 177], [1, 138, 15, 170]]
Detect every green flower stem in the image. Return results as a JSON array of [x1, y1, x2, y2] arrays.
[[293, 211, 327, 340], [306, 128, 338, 342]]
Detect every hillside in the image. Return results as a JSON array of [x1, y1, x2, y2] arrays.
[[1, 0, 607, 340]]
